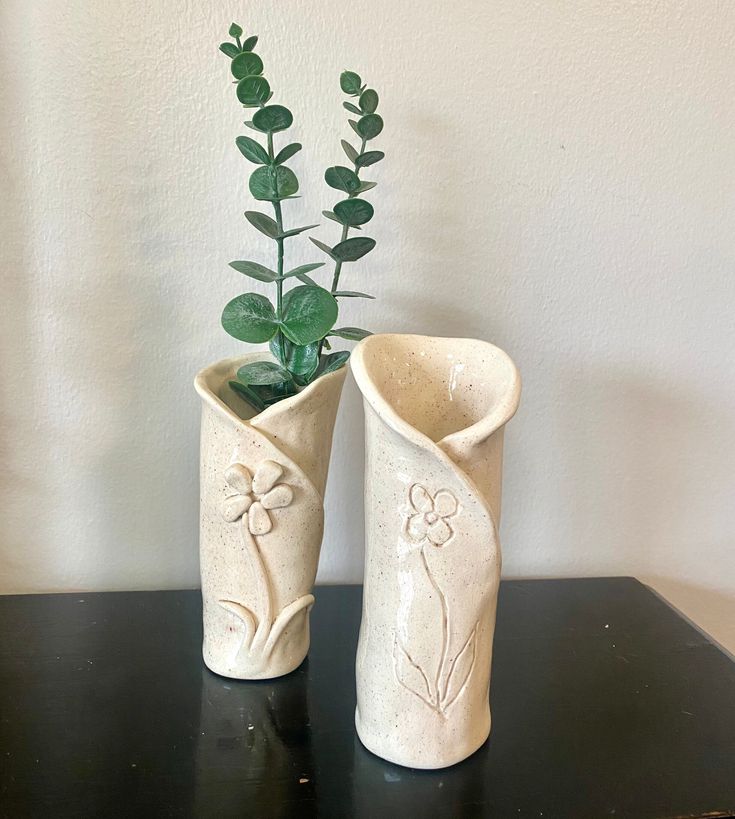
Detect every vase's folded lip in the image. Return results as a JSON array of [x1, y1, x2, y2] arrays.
[[350, 333, 521, 449], [194, 353, 348, 429]]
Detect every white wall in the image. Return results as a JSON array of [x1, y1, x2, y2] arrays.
[[2, 1, 734, 651]]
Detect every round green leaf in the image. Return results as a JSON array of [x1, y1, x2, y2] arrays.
[[229, 22, 243, 38], [273, 142, 302, 165], [228, 260, 277, 282], [231, 51, 263, 79], [221, 293, 277, 342], [357, 114, 383, 140], [333, 198, 374, 227], [242, 35, 258, 51], [340, 71, 362, 96], [249, 165, 299, 201], [237, 360, 292, 385], [235, 135, 270, 164], [237, 75, 271, 106], [360, 88, 379, 113], [219, 42, 240, 59], [251, 105, 293, 133], [324, 166, 360, 193], [332, 236, 376, 262], [281, 286, 338, 346], [355, 150, 384, 168]]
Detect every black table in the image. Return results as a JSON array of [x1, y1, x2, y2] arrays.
[[1, 579, 734, 818]]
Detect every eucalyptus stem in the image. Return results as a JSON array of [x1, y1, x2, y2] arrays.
[[329, 137, 367, 295], [268, 130, 287, 367]]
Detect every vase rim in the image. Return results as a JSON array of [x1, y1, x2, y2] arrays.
[[351, 333, 521, 450], [194, 351, 348, 429]]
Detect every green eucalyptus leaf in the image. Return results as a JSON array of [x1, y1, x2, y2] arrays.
[[348, 119, 361, 137], [333, 198, 374, 227], [355, 150, 384, 168], [251, 105, 293, 133], [229, 379, 266, 412], [324, 165, 360, 193], [249, 165, 299, 201], [222, 293, 278, 342], [355, 181, 377, 193], [317, 350, 350, 376], [341, 140, 359, 163], [231, 51, 263, 79], [359, 88, 379, 113], [220, 42, 240, 58], [333, 290, 375, 299], [309, 237, 336, 260], [237, 360, 292, 386], [340, 70, 362, 96], [235, 135, 270, 164], [332, 236, 376, 262], [268, 337, 320, 380], [281, 285, 338, 345], [295, 272, 318, 285], [273, 142, 302, 165], [281, 262, 325, 281], [329, 327, 372, 341], [245, 211, 279, 238], [323, 211, 363, 229], [242, 35, 258, 51], [279, 223, 319, 239], [228, 260, 278, 282], [237, 75, 271, 106], [289, 342, 319, 379], [357, 113, 383, 140], [229, 23, 243, 38], [343, 101, 362, 115]]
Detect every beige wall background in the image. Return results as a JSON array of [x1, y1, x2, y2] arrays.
[[2, 1, 734, 651]]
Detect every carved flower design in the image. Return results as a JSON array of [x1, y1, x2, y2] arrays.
[[405, 484, 458, 547], [221, 460, 293, 535]]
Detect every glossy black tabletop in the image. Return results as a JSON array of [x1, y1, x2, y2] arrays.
[[1, 578, 734, 818]]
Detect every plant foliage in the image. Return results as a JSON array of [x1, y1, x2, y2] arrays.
[[218, 25, 383, 411]]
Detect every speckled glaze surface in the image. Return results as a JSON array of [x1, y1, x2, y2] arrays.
[[351, 334, 521, 769], [194, 353, 347, 680]]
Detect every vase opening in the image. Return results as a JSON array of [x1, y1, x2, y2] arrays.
[[356, 334, 517, 443]]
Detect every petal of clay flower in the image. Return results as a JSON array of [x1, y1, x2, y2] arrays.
[[260, 484, 293, 510], [409, 484, 433, 514], [222, 493, 252, 522], [433, 490, 458, 518], [224, 463, 252, 495], [406, 512, 429, 542], [253, 460, 283, 496], [427, 518, 452, 546], [248, 501, 272, 535]]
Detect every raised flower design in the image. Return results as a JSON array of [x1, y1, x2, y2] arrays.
[[405, 484, 458, 547], [221, 460, 293, 535]]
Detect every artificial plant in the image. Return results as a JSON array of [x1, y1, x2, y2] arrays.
[[218, 23, 384, 412]]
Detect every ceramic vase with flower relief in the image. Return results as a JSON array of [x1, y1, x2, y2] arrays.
[[351, 333, 521, 769], [194, 353, 347, 680]]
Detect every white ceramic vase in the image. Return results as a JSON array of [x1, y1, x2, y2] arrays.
[[351, 334, 521, 769], [194, 353, 347, 680]]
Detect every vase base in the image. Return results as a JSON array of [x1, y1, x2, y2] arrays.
[[202, 646, 308, 681], [354, 707, 492, 770]]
